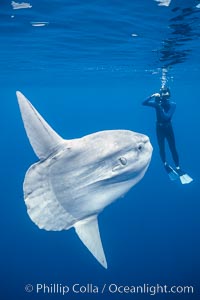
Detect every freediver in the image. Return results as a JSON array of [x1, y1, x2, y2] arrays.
[[142, 86, 193, 184]]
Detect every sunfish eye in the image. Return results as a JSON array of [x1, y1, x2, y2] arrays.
[[119, 157, 127, 165], [137, 143, 143, 151]]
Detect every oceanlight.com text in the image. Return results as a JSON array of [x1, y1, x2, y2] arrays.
[[24, 282, 195, 296]]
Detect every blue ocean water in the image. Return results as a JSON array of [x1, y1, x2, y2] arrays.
[[1, 0, 200, 299]]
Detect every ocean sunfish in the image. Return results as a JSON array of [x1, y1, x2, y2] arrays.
[[16, 91, 153, 268]]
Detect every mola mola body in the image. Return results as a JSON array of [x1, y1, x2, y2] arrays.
[[17, 91, 153, 268]]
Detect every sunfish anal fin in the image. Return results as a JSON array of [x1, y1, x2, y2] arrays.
[[16, 91, 64, 160], [74, 216, 107, 269]]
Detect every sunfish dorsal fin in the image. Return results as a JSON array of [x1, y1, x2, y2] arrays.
[[16, 91, 64, 160], [74, 216, 107, 269]]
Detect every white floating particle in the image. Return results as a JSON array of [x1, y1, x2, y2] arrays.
[[31, 22, 49, 27], [154, 0, 171, 7], [11, 1, 32, 9]]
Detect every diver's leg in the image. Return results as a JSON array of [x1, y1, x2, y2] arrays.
[[156, 124, 166, 163], [166, 124, 193, 184], [166, 124, 179, 167], [157, 124, 179, 180]]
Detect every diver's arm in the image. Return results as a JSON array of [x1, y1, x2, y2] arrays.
[[142, 93, 160, 107], [158, 102, 176, 121]]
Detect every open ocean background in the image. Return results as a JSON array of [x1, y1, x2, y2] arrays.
[[1, 0, 200, 299]]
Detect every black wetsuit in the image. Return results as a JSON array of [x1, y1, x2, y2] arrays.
[[143, 96, 179, 167]]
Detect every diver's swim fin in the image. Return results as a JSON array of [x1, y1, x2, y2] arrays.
[[176, 167, 193, 185], [164, 164, 193, 184], [164, 164, 179, 181], [179, 174, 193, 184]]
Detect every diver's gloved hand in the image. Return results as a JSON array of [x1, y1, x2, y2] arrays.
[[151, 93, 160, 97], [151, 93, 162, 105]]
